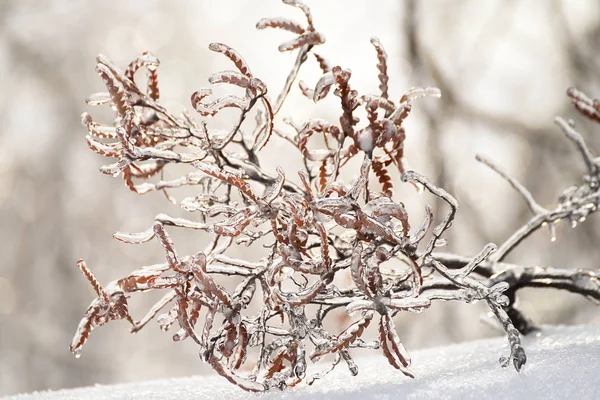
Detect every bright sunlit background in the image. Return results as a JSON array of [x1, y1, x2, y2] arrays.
[[1, 0, 599, 396]]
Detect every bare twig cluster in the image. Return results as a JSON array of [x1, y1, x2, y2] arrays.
[[70, 0, 600, 391]]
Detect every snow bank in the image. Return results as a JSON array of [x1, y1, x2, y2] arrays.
[[5, 324, 600, 400]]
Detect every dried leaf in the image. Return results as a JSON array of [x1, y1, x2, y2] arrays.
[[256, 17, 306, 35], [209, 43, 253, 77]]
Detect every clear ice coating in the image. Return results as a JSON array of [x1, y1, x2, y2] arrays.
[[85, 92, 111, 106], [434, 238, 448, 247]]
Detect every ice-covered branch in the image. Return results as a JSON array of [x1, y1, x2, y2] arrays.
[[70, 0, 600, 393]]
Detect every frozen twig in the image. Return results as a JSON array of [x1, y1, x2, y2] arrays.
[[476, 154, 547, 215], [554, 116, 597, 176]]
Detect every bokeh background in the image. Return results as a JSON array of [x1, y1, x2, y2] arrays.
[[1, 0, 600, 396]]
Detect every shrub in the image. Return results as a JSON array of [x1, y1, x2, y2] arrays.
[[70, 0, 600, 392]]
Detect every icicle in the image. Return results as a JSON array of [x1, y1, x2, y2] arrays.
[[416, 182, 425, 194], [548, 223, 557, 242]]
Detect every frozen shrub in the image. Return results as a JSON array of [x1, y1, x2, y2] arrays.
[[70, 0, 600, 392]]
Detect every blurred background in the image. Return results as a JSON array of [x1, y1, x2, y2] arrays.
[[1, 0, 599, 396]]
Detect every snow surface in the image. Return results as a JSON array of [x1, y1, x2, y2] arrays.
[[5, 324, 600, 400]]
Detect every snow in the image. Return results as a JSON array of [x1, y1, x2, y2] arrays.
[[5, 324, 600, 400]]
